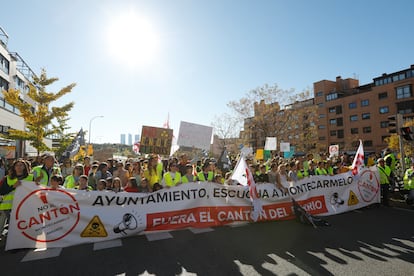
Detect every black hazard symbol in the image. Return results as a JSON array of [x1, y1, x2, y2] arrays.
[[80, 215, 108, 237], [348, 190, 359, 206]]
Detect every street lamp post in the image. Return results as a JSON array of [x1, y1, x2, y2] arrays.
[[88, 115, 104, 156]]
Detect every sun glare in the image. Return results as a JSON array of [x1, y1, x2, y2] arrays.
[[106, 11, 160, 67]]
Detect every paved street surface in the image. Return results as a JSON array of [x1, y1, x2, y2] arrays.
[[1, 205, 413, 276]]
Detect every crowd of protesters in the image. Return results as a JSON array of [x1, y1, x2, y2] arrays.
[[1, 148, 414, 242]]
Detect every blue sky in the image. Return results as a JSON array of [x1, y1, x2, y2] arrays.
[[2, 0, 414, 144]]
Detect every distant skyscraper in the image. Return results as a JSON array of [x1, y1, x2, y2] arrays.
[[120, 134, 126, 145], [128, 133, 132, 146], [134, 134, 140, 143]]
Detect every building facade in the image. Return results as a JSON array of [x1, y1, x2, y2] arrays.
[[128, 133, 132, 145], [243, 65, 414, 156], [242, 98, 317, 155], [315, 65, 414, 154], [0, 27, 41, 158], [120, 134, 126, 145]]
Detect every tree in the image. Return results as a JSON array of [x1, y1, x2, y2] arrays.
[[52, 115, 78, 158], [227, 83, 317, 152], [227, 83, 295, 119], [2, 69, 75, 155], [211, 113, 240, 145]]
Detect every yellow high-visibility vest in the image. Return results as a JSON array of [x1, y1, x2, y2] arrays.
[[0, 174, 34, 211]]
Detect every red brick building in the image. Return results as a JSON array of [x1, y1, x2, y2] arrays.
[[315, 65, 414, 154]]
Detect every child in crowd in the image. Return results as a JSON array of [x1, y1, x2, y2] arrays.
[[124, 177, 139, 193], [105, 176, 113, 190], [50, 175, 64, 190], [152, 183, 163, 191], [96, 179, 107, 191], [137, 177, 151, 193], [112, 177, 123, 192], [76, 175, 92, 190]]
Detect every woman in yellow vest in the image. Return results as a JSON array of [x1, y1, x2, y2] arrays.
[[182, 164, 196, 183], [0, 159, 33, 238], [143, 155, 161, 189], [403, 163, 414, 205], [315, 161, 328, 175], [197, 162, 214, 182], [377, 158, 391, 206], [296, 160, 309, 179], [162, 163, 182, 188], [63, 164, 85, 189]]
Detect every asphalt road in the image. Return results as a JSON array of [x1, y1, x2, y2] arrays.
[[1, 204, 414, 276]]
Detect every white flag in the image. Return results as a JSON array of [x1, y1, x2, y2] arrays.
[[60, 128, 85, 162], [230, 156, 262, 221], [351, 140, 364, 175]]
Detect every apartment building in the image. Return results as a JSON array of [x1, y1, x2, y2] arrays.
[[315, 65, 414, 154], [242, 65, 414, 156], [0, 27, 40, 158]]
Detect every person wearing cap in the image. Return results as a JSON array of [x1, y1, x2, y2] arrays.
[[377, 158, 391, 206], [182, 164, 196, 183], [94, 162, 112, 186], [32, 153, 61, 187]]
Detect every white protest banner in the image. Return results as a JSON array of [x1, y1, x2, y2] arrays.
[[329, 144, 339, 157], [7, 167, 380, 250], [280, 142, 290, 152], [240, 146, 253, 157], [264, 137, 277, 150], [177, 121, 213, 151]]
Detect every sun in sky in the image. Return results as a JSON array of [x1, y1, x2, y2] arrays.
[[105, 10, 161, 68]]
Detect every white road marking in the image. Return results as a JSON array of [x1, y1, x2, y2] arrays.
[[21, 247, 62, 262]]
